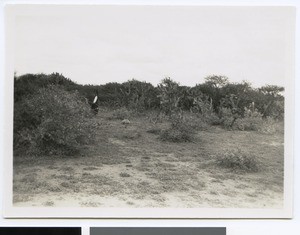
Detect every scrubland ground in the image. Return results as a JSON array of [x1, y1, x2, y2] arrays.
[[13, 109, 284, 208]]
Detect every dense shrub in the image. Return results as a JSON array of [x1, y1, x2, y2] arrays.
[[216, 149, 259, 172], [232, 108, 282, 133], [14, 73, 79, 103], [14, 86, 96, 156], [159, 114, 195, 142], [234, 108, 263, 131], [218, 107, 239, 129]]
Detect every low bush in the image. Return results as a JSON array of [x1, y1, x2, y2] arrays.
[[147, 110, 167, 124], [203, 112, 222, 126], [235, 117, 262, 131], [108, 107, 131, 120], [146, 128, 161, 135], [234, 108, 263, 131], [234, 108, 282, 133], [159, 115, 195, 142], [216, 149, 259, 172], [259, 117, 284, 134], [218, 107, 239, 129], [14, 85, 96, 156]]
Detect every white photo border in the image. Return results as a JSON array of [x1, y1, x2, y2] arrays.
[[3, 2, 295, 219]]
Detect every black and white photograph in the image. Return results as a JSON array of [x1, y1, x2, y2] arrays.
[[3, 4, 295, 218]]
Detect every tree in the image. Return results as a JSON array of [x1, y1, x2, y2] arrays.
[[258, 85, 284, 118], [120, 79, 159, 111], [157, 77, 182, 115], [204, 75, 229, 88], [195, 75, 229, 111]]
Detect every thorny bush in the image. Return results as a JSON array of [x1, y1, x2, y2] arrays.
[[14, 85, 96, 156]]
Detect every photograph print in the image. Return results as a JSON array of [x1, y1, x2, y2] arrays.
[[4, 4, 295, 218]]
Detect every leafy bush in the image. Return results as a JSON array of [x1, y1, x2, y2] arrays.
[[218, 107, 238, 129], [14, 86, 96, 156], [234, 108, 282, 133], [159, 114, 195, 142], [216, 149, 259, 172], [203, 112, 222, 125], [190, 94, 221, 125], [234, 108, 263, 131], [258, 117, 284, 134]]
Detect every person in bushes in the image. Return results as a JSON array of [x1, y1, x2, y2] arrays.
[[91, 95, 99, 115]]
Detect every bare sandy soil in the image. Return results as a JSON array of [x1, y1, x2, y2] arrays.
[[13, 111, 284, 208]]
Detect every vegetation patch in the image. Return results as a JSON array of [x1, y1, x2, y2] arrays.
[[12, 73, 285, 208], [14, 85, 96, 156], [216, 149, 259, 172], [146, 128, 162, 135], [159, 118, 195, 143], [120, 172, 131, 177], [159, 127, 193, 143]]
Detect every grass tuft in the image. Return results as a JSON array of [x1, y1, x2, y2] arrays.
[[159, 127, 194, 142], [119, 172, 131, 177], [147, 128, 161, 135]]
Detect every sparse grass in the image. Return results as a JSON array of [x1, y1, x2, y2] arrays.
[[121, 131, 141, 140], [43, 200, 55, 206], [13, 194, 33, 203], [210, 190, 219, 195], [19, 173, 37, 183], [59, 166, 74, 172], [80, 201, 101, 207], [48, 165, 59, 169], [13, 113, 284, 208], [48, 185, 62, 192], [107, 107, 131, 120]]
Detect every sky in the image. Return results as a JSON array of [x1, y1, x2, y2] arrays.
[[12, 5, 295, 87]]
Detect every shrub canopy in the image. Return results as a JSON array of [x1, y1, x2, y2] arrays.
[[14, 85, 96, 156]]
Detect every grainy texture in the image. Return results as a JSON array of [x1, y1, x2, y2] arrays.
[[13, 109, 284, 208]]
